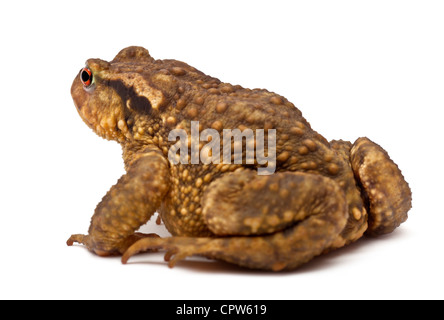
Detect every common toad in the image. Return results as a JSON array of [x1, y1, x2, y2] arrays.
[[67, 46, 412, 271]]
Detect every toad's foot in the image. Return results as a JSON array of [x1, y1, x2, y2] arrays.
[[67, 232, 161, 256], [122, 237, 214, 267]]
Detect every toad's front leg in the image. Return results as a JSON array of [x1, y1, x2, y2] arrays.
[[67, 147, 170, 256]]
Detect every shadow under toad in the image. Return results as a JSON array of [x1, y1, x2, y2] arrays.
[[123, 228, 408, 276]]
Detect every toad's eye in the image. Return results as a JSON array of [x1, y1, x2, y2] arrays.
[[80, 67, 93, 87]]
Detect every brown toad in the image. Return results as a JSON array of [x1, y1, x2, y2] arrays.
[[67, 46, 412, 271]]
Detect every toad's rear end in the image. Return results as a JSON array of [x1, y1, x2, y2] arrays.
[[350, 137, 412, 236]]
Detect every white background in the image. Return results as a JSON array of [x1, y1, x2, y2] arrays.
[[1, 0, 443, 300]]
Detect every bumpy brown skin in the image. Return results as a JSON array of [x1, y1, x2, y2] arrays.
[[67, 46, 412, 271]]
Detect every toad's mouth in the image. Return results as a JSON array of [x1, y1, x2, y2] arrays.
[[71, 73, 88, 111]]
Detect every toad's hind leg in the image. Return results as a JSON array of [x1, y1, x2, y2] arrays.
[[122, 171, 348, 271], [350, 137, 412, 236]]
